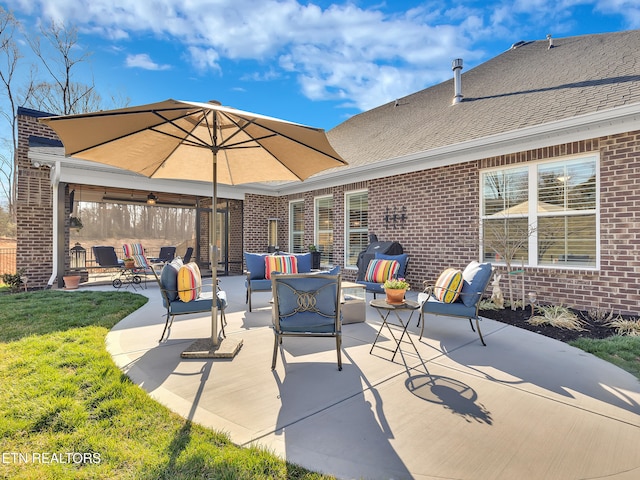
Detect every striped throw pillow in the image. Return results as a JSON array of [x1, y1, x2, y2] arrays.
[[265, 255, 298, 280], [364, 259, 400, 283], [434, 268, 463, 303], [177, 262, 202, 302]]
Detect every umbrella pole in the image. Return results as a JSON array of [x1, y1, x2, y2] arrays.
[[211, 149, 219, 346], [181, 148, 242, 359]]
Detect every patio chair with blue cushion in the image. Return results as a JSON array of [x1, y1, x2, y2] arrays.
[[271, 273, 343, 370], [356, 252, 409, 298], [244, 251, 313, 312], [152, 260, 228, 342], [417, 261, 493, 346]]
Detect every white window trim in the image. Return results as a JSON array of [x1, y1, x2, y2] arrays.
[[479, 153, 600, 270], [314, 194, 334, 264], [344, 189, 368, 269], [289, 199, 304, 254]]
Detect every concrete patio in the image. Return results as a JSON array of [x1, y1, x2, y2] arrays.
[[103, 275, 640, 480]]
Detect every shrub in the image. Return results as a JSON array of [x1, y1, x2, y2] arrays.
[[1, 268, 26, 293], [527, 305, 586, 331]]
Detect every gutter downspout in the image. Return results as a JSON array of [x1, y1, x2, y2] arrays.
[[47, 160, 62, 287]]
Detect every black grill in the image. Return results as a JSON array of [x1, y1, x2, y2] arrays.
[[356, 241, 403, 280]]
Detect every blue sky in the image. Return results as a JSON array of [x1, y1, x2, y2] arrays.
[[3, 0, 640, 130]]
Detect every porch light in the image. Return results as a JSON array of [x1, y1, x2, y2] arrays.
[[147, 193, 158, 205], [70, 242, 86, 269]]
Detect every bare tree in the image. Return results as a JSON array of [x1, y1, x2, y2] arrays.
[[0, 14, 130, 229], [25, 21, 102, 115], [481, 217, 535, 310], [0, 7, 33, 215]]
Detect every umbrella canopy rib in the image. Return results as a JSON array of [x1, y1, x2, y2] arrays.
[[38, 98, 347, 350]]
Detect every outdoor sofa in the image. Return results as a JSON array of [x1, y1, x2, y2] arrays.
[[244, 252, 339, 311]]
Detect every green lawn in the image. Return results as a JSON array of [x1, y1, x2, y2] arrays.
[[0, 290, 332, 480], [570, 335, 640, 380]]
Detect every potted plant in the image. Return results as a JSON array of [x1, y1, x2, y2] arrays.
[[69, 216, 83, 231], [123, 257, 135, 269], [383, 278, 410, 304], [308, 244, 321, 269], [63, 274, 81, 290]]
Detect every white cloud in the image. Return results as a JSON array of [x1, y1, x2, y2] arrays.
[[187, 47, 221, 73], [595, 0, 640, 27], [5, 0, 638, 112], [125, 53, 171, 71]]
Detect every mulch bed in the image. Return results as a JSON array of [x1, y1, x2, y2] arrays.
[[479, 306, 625, 343]]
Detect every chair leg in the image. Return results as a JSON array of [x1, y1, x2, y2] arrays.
[[336, 335, 342, 371], [475, 318, 487, 346], [159, 313, 174, 342], [419, 312, 425, 339], [271, 332, 280, 370], [220, 308, 226, 338]]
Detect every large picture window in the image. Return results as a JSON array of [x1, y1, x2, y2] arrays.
[[315, 195, 334, 265], [345, 191, 368, 268], [289, 200, 305, 253], [481, 156, 598, 268]]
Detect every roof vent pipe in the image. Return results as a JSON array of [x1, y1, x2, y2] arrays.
[[547, 34, 554, 49], [452, 58, 463, 105]]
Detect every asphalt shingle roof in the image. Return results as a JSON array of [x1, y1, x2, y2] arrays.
[[327, 30, 640, 168]]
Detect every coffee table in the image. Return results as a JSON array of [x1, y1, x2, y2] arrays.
[[369, 298, 420, 361]]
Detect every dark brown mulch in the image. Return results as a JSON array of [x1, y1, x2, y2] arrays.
[[479, 306, 622, 343]]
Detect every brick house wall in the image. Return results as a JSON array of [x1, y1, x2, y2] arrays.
[[242, 193, 281, 254], [246, 134, 639, 316], [17, 108, 640, 314], [227, 198, 244, 274], [16, 110, 67, 288], [366, 134, 639, 315]]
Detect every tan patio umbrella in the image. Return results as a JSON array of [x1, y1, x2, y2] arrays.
[[40, 98, 347, 358]]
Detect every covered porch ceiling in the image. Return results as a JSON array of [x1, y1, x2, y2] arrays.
[[71, 184, 202, 208]]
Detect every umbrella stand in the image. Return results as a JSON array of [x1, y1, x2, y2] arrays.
[[181, 149, 243, 359]]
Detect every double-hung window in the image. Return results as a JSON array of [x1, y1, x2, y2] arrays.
[[481, 156, 598, 268], [345, 191, 368, 268], [315, 195, 334, 265], [289, 200, 305, 254]]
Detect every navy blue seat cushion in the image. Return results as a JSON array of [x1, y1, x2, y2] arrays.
[[170, 296, 213, 314], [460, 261, 492, 307], [167, 290, 226, 314], [356, 280, 385, 293], [374, 252, 408, 277], [246, 278, 272, 291], [423, 295, 475, 317], [244, 252, 268, 280]]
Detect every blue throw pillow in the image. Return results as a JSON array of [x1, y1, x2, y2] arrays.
[[160, 259, 182, 302], [244, 252, 268, 280], [375, 252, 408, 277], [460, 261, 492, 307], [295, 252, 312, 272]]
